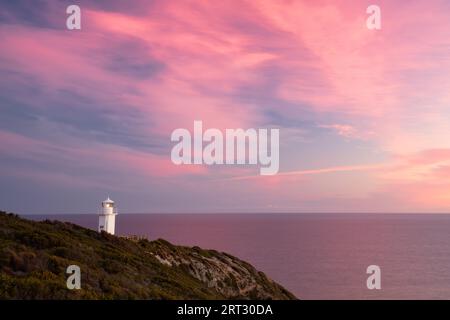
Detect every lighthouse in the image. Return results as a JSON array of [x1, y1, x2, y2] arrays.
[[98, 197, 117, 235]]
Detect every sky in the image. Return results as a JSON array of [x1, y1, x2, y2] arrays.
[[1, 0, 450, 214]]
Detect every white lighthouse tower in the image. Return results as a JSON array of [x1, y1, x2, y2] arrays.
[[98, 197, 117, 235]]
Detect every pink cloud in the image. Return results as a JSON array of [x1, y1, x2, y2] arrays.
[[2, 1, 450, 212], [0, 130, 206, 190]]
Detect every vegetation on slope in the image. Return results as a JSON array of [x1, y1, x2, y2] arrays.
[[0, 211, 296, 300]]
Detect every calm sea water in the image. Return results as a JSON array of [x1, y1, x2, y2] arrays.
[[25, 213, 450, 299]]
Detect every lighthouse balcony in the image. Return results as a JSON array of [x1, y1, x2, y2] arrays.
[[98, 210, 118, 215]]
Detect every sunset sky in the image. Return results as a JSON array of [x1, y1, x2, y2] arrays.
[[2, 0, 450, 214]]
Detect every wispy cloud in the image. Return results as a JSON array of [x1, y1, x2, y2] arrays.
[[2, 1, 450, 212]]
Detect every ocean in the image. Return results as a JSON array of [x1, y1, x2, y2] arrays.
[[25, 213, 450, 299]]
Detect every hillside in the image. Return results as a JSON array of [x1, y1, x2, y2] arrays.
[[0, 211, 296, 300]]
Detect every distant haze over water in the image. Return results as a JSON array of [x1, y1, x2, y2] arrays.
[[26, 213, 450, 299]]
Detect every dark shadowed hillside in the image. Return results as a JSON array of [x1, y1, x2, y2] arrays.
[[0, 211, 296, 300]]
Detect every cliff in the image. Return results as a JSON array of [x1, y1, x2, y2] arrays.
[[0, 211, 296, 300]]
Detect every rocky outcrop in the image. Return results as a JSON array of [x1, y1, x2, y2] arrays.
[[150, 239, 295, 299]]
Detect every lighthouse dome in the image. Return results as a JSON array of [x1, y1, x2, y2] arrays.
[[103, 197, 114, 204]]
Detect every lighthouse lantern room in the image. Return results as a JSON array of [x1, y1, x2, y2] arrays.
[[98, 197, 117, 235]]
